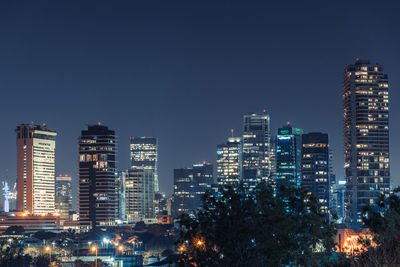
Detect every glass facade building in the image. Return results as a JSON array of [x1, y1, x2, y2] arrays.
[[172, 162, 213, 217], [130, 137, 158, 192], [242, 111, 271, 189], [343, 59, 390, 227], [217, 137, 242, 186], [55, 174, 72, 224], [275, 125, 302, 189]]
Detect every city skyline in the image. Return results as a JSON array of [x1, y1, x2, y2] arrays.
[[0, 1, 400, 199]]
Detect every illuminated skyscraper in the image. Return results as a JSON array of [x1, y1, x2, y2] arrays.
[[301, 132, 330, 213], [275, 124, 302, 189], [78, 124, 117, 228], [125, 169, 155, 223], [130, 137, 159, 192], [217, 136, 242, 186], [343, 59, 390, 227], [55, 174, 72, 224], [16, 123, 57, 214], [242, 111, 271, 189]]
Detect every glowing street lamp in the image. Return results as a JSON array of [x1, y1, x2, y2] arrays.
[[90, 245, 98, 267], [177, 245, 186, 253], [44, 246, 51, 263]]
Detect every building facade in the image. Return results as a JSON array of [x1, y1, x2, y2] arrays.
[[16, 123, 57, 214], [242, 112, 271, 189], [78, 124, 117, 228], [343, 59, 390, 227], [55, 174, 72, 224], [125, 168, 155, 223], [301, 132, 330, 213], [275, 124, 302, 189], [217, 136, 242, 186], [130, 137, 158, 192], [172, 162, 213, 217]]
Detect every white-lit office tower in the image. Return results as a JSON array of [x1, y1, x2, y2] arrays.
[[343, 59, 390, 227], [130, 137, 159, 192], [242, 111, 271, 189], [16, 123, 57, 214], [217, 136, 242, 186]]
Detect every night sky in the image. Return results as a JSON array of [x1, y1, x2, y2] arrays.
[[1, 1, 399, 209]]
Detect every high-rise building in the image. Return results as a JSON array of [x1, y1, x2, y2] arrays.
[[55, 174, 72, 224], [130, 137, 158, 192], [16, 123, 57, 214], [242, 111, 271, 189], [125, 169, 155, 223], [217, 136, 242, 186], [78, 124, 117, 228], [343, 59, 390, 227], [117, 171, 126, 221], [301, 132, 330, 212], [331, 180, 346, 223], [172, 162, 213, 217], [275, 124, 302, 189]]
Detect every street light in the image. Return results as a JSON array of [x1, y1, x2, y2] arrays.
[[90, 245, 98, 267], [44, 246, 51, 263]]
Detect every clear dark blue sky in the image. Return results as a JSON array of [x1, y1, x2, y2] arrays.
[[1, 1, 399, 205]]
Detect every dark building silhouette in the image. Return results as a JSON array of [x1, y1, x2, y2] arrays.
[[78, 124, 117, 228], [172, 162, 213, 217], [301, 132, 330, 213]]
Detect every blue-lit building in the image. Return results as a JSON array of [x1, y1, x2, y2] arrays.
[[172, 162, 213, 217], [275, 124, 302, 189]]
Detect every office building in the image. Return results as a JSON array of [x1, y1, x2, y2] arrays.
[[343, 59, 390, 226], [242, 111, 271, 189], [55, 174, 72, 224], [78, 124, 117, 228], [125, 168, 155, 223], [16, 123, 57, 214], [217, 136, 242, 186], [130, 137, 158, 192], [301, 132, 330, 212], [172, 162, 213, 217], [275, 124, 302, 189]]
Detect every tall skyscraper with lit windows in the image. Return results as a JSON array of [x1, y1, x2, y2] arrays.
[[242, 111, 271, 189], [130, 137, 159, 192], [217, 136, 242, 186], [16, 123, 57, 214], [78, 124, 117, 228], [301, 132, 330, 213], [275, 124, 302, 189], [343, 59, 390, 227]]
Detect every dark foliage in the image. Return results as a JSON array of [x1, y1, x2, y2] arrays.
[[176, 182, 336, 267]]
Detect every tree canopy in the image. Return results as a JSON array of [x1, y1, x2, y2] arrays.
[[177, 182, 336, 267]]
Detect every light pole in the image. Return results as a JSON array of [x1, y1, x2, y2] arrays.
[[91, 245, 98, 267], [45, 245, 51, 264]]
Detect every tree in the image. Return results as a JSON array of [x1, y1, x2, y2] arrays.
[[4, 226, 25, 235], [176, 182, 336, 267], [341, 187, 400, 266]]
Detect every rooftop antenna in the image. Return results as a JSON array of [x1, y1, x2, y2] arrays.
[[230, 129, 234, 137]]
